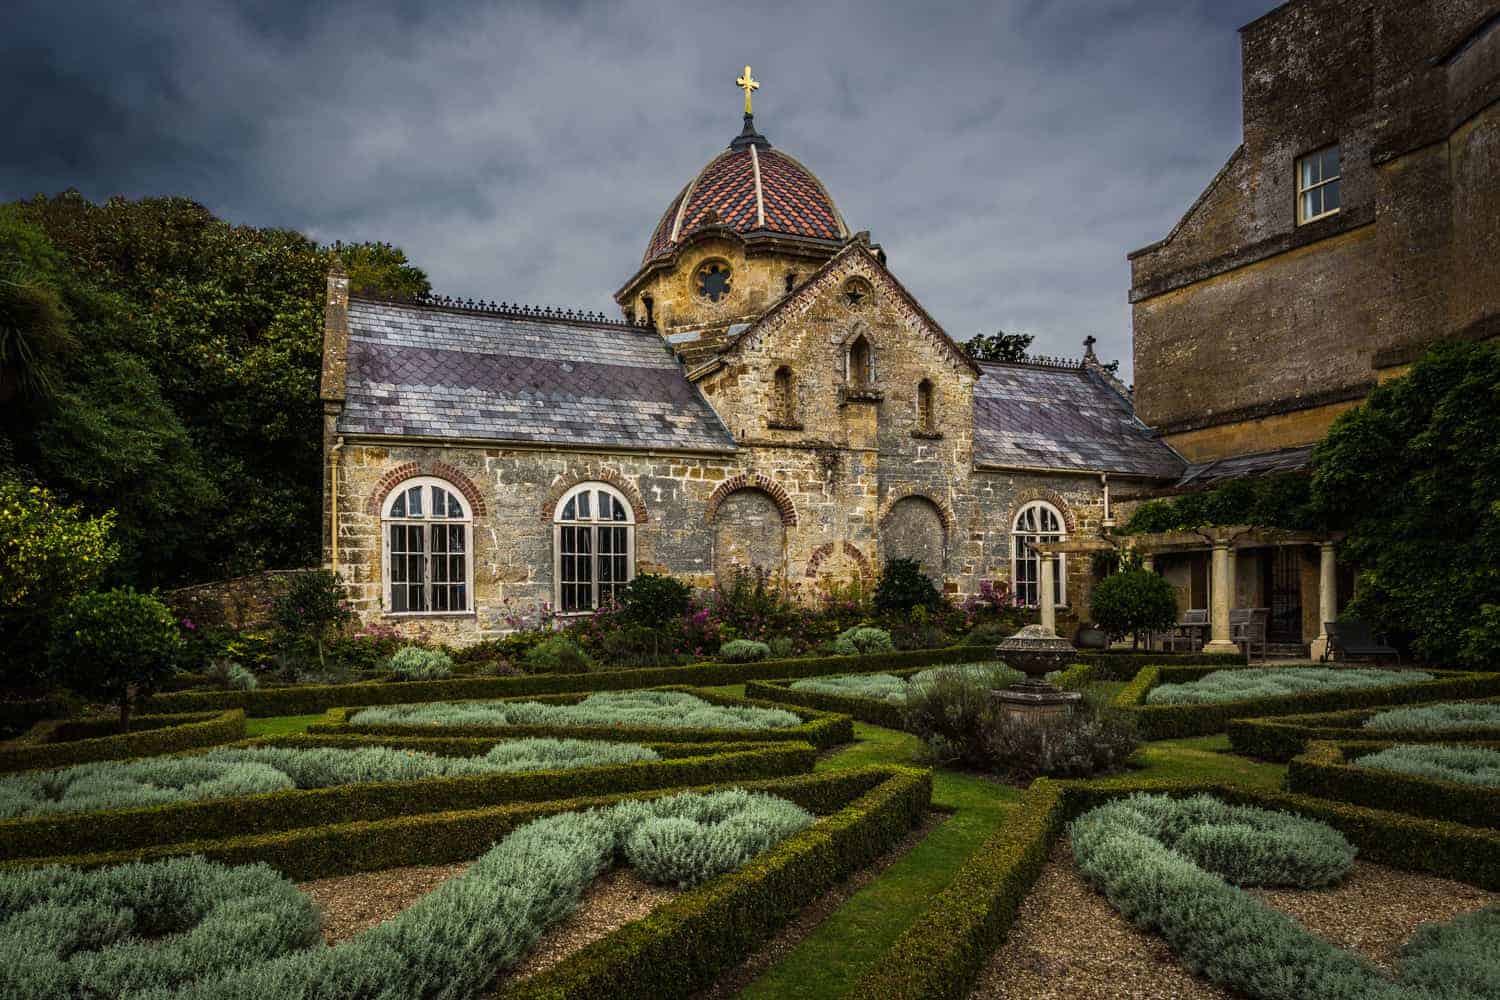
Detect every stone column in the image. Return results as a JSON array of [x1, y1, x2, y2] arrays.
[[1204, 541, 1238, 653], [1310, 542, 1338, 660], [1039, 551, 1057, 635]]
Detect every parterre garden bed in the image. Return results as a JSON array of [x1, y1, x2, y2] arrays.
[[1231, 695, 1500, 761]]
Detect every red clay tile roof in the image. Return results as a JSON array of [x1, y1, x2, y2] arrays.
[[643, 146, 846, 263]]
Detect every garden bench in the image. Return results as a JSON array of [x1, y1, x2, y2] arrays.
[[1230, 608, 1269, 661], [1320, 621, 1400, 664]]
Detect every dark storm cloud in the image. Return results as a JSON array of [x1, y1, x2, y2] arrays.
[[2, 0, 1277, 380]]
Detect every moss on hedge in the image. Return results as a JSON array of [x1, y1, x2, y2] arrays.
[[0, 741, 818, 863], [1288, 739, 1500, 829], [1113, 665, 1500, 740], [0, 710, 245, 773], [312, 686, 855, 750]]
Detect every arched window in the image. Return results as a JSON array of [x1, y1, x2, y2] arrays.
[[382, 477, 473, 614], [772, 365, 797, 425], [1012, 501, 1066, 608], [848, 335, 872, 387], [916, 379, 935, 433], [554, 483, 636, 612]]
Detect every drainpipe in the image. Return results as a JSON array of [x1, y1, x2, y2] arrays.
[[329, 436, 344, 571]]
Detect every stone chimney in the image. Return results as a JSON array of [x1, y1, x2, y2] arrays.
[[320, 259, 350, 405]]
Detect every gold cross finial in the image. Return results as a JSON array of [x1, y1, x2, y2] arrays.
[[736, 65, 759, 115]]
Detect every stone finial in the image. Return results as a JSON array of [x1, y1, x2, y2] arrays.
[[1083, 334, 1098, 361]]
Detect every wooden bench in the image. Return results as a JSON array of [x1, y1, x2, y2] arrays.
[[1321, 620, 1401, 664]]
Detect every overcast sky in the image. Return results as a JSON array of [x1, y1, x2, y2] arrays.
[[3, 0, 1278, 381]]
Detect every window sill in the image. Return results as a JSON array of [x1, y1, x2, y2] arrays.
[[766, 419, 805, 431], [840, 387, 883, 405], [381, 611, 477, 619], [910, 429, 943, 440]]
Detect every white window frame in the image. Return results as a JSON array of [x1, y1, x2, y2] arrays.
[[1011, 500, 1067, 609], [553, 482, 637, 614], [381, 476, 475, 617], [1296, 144, 1341, 225]]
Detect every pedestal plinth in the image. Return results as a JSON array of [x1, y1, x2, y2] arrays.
[[990, 684, 1083, 728]]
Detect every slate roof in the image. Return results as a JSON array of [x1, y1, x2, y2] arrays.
[[973, 362, 1184, 478], [338, 297, 736, 452], [643, 146, 847, 263], [1173, 446, 1313, 489]]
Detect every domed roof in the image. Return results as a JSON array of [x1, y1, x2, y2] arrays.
[[643, 118, 848, 264]]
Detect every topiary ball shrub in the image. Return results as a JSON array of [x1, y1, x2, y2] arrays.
[[387, 645, 454, 680], [48, 587, 182, 731], [834, 626, 894, 656], [522, 636, 595, 674], [1089, 570, 1179, 648], [874, 557, 943, 615], [718, 639, 771, 663]]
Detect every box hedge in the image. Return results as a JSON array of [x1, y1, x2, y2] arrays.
[[311, 686, 855, 750], [1229, 695, 1500, 762], [1112, 664, 1500, 740], [495, 765, 931, 1000], [8, 764, 921, 882], [745, 663, 1096, 730], [0, 710, 246, 773], [138, 646, 989, 718], [0, 739, 817, 863], [1288, 738, 1500, 829], [849, 775, 1500, 1000]]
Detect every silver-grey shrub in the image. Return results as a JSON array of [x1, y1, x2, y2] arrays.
[[5, 789, 812, 998], [1355, 744, 1500, 787], [386, 645, 453, 680], [0, 856, 320, 998], [788, 663, 1019, 705], [350, 690, 802, 731], [1363, 702, 1500, 732], [1070, 792, 1500, 999], [0, 739, 658, 819], [1146, 667, 1430, 705]]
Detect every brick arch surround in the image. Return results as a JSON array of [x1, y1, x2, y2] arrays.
[[704, 473, 798, 527], [877, 490, 956, 538], [367, 461, 488, 517], [539, 469, 651, 524], [1009, 489, 1077, 533], [804, 541, 872, 580]]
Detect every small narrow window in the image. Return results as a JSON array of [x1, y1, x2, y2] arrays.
[[784, 272, 797, 295], [917, 379, 935, 432], [774, 366, 796, 423], [848, 335, 872, 387], [1296, 145, 1341, 225], [642, 294, 654, 326]]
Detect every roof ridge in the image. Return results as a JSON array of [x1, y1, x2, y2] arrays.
[[975, 355, 1086, 372], [350, 291, 636, 330]]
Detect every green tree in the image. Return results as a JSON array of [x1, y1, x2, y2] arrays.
[[0, 208, 77, 404], [1312, 341, 1500, 663], [0, 192, 429, 589], [962, 330, 1033, 363], [48, 587, 181, 730], [874, 557, 943, 615], [1089, 570, 1178, 649], [616, 573, 694, 664], [270, 570, 354, 669]]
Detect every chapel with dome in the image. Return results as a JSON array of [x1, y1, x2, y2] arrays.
[[317, 67, 1183, 644]]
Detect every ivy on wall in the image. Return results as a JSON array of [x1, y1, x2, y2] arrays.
[[1120, 473, 1321, 535]]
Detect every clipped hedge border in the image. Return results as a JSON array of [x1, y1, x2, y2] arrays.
[[1288, 738, 1500, 829], [0, 710, 246, 773], [1228, 695, 1500, 762], [850, 775, 1500, 1000], [0, 739, 817, 863], [497, 764, 931, 1000], [745, 663, 1097, 729], [8, 764, 922, 882], [311, 686, 855, 750], [1111, 665, 1500, 740], [138, 646, 989, 718]]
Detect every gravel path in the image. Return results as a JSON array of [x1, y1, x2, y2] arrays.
[[970, 841, 1498, 999]]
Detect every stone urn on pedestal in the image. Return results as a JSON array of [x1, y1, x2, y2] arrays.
[[991, 623, 1083, 728]]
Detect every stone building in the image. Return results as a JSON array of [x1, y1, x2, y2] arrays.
[[318, 78, 1181, 644], [1120, 0, 1500, 654]]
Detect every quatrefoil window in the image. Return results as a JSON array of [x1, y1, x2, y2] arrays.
[[696, 261, 733, 303]]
